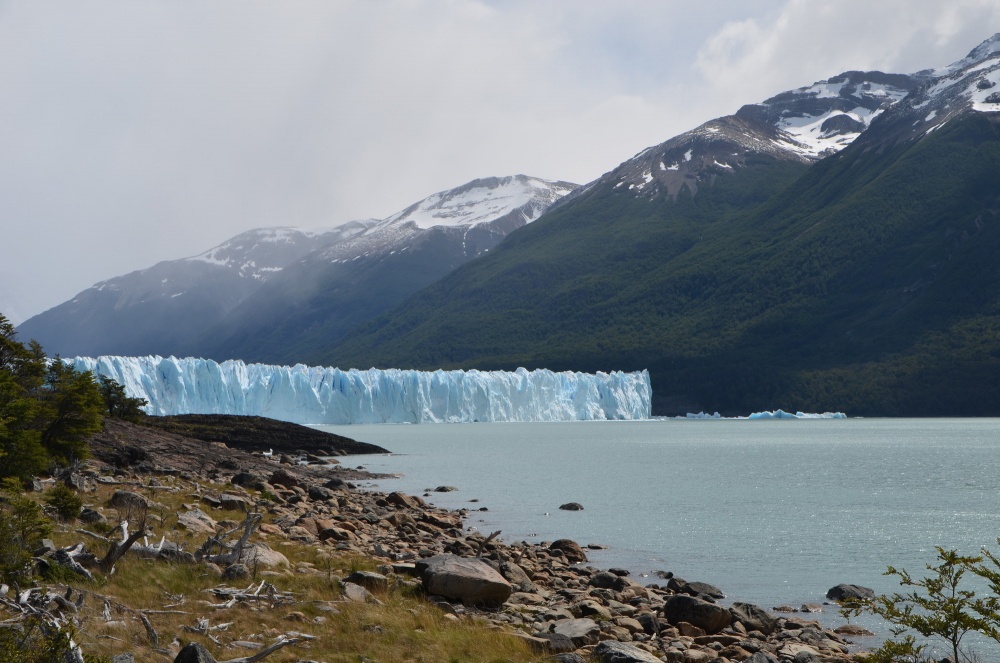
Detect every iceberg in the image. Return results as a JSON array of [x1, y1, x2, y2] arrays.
[[69, 356, 652, 424], [747, 409, 846, 420]]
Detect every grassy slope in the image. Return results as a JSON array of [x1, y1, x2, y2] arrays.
[[323, 114, 1000, 416]]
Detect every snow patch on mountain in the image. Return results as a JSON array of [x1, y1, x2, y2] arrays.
[[70, 356, 651, 424], [382, 176, 577, 230]]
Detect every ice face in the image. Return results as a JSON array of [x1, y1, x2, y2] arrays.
[[69, 356, 652, 424]]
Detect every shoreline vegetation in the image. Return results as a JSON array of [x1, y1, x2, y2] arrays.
[[2, 414, 878, 662]]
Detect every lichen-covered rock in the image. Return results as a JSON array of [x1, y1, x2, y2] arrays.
[[552, 617, 601, 646]]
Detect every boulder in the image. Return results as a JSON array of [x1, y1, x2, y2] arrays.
[[552, 617, 601, 646], [746, 653, 780, 663], [345, 571, 388, 592], [559, 502, 584, 511], [416, 554, 512, 606], [593, 640, 664, 663], [236, 543, 289, 568], [729, 602, 777, 635], [108, 490, 151, 511], [173, 643, 216, 663], [532, 632, 576, 653], [663, 595, 731, 634], [386, 491, 424, 509], [341, 581, 379, 603], [498, 560, 536, 592], [230, 472, 264, 489], [590, 570, 630, 592], [269, 468, 300, 488], [667, 576, 725, 599], [433, 485, 458, 492], [218, 493, 250, 512], [176, 508, 218, 534], [549, 539, 588, 563], [307, 485, 336, 501], [79, 508, 107, 524], [826, 583, 875, 602]]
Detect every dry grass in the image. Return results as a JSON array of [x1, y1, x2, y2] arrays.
[[31, 473, 540, 663]]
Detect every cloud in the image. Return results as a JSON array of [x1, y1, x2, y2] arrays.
[[1, 0, 998, 320]]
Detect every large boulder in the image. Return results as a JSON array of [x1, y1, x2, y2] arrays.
[[826, 584, 875, 602], [662, 595, 731, 634], [549, 539, 588, 563], [108, 490, 151, 511], [729, 602, 778, 635], [594, 640, 665, 663], [416, 554, 512, 606]]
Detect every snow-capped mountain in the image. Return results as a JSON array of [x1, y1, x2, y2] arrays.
[[569, 70, 920, 202], [18, 176, 575, 360], [192, 175, 577, 364], [852, 33, 1000, 148]]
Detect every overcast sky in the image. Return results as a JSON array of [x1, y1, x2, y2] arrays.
[[2, 0, 999, 325]]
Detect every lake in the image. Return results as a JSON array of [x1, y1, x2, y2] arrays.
[[318, 418, 1000, 654]]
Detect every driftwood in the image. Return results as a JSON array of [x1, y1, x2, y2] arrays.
[[476, 530, 502, 558], [195, 512, 263, 565], [217, 636, 304, 663], [205, 580, 295, 607]]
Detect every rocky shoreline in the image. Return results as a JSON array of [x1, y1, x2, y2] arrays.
[[74, 418, 877, 662]]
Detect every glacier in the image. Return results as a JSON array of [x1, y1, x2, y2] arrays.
[[69, 356, 652, 424]]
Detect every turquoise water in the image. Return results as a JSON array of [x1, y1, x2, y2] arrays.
[[319, 418, 1000, 651]]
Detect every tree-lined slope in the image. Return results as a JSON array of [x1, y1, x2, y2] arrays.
[[323, 39, 1000, 416]]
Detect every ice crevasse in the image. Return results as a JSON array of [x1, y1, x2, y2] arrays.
[[69, 356, 652, 424]]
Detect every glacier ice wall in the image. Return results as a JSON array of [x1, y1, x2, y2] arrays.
[[69, 356, 652, 424]]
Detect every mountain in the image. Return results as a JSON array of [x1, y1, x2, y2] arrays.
[[190, 175, 577, 364], [18, 175, 575, 361], [17, 225, 369, 358], [322, 34, 1000, 417]]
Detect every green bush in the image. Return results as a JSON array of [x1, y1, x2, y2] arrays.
[[44, 484, 82, 521]]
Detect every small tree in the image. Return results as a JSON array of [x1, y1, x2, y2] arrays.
[[97, 375, 147, 422], [844, 547, 1000, 663]]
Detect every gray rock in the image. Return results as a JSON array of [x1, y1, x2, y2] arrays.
[[552, 654, 587, 663], [230, 472, 264, 489], [533, 632, 576, 653], [559, 502, 584, 511], [552, 617, 601, 646], [826, 583, 875, 601], [307, 485, 336, 501], [730, 601, 778, 635], [416, 554, 512, 606], [79, 508, 107, 524], [269, 468, 300, 488], [589, 570, 630, 591], [108, 490, 151, 511], [667, 576, 725, 599], [341, 581, 379, 603], [111, 655, 135, 663], [222, 563, 249, 581], [498, 560, 536, 593], [433, 485, 458, 492], [177, 508, 217, 534], [173, 642, 217, 663], [218, 493, 250, 512], [663, 594, 731, 634], [593, 640, 665, 663], [345, 571, 388, 591], [747, 653, 780, 663]]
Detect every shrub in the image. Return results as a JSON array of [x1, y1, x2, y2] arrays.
[[44, 484, 82, 521]]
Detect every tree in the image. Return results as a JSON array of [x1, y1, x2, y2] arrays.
[[97, 375, 147, 422], [844, 547, 1000, 663], [36, 359, 103, 466]]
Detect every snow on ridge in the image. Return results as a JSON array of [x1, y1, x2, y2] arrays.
[[382, 175, 577, 230], [70, 356, 652, 424]]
